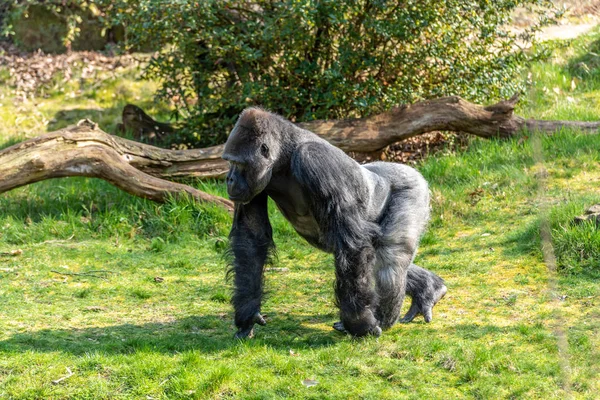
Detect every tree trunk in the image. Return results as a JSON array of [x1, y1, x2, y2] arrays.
[[122, 94, 600, 153], [1, 95, 598, 212], [0, 121, 234, 213]]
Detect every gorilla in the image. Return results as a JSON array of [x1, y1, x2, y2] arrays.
[[222, 108, 446, 338]]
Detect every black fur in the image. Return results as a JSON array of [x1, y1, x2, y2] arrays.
[[227, 191, 274, 338], [222, 108, 446, 338]]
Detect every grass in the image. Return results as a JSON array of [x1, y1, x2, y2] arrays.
[[1, 30, 600, 399]]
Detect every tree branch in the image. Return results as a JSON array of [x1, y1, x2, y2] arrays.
[[299, 94, 600, 152], [0, 120, 234, 213], [121, 94, 600, 156], [1, 95, 598, 212]]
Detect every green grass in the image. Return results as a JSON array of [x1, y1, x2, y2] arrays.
[[1, 30, 600, 399]]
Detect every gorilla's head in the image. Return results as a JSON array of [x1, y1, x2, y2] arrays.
[[222, 108, 281, 204]]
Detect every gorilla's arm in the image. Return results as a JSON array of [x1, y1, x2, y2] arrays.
[[292, 141, 382, 337], [229, 191, 274, 338]]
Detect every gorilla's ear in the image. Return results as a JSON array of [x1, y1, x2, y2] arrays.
[[260, 143, 269, 158]]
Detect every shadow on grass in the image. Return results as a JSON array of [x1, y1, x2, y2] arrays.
[[0, 177, 150, 220], [0, 313, 553, 358], [0, 314, 340, 356]]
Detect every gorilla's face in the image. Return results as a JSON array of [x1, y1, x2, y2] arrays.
[[222, 121, 275, 204]]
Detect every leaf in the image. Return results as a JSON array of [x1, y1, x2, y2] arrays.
[[302, 379, 318, 388]]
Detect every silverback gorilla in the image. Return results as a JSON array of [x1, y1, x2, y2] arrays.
[[222, 108, 446, 338]]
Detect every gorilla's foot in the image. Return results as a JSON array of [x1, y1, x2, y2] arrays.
[[399, 303, 419, 323], [400, 284, 447, 323], [333, 321, 381, 337], [435, 284, 448, 304], [234, 326, 254, 339], [234, 312, 267, 339]]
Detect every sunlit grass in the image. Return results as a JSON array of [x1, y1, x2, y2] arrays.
[[0, 30, 599, 399]]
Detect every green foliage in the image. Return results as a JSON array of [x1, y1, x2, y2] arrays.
[[548, 201, 600, 276], [3, 0, 112, 52], [3, 1, 561, 145], [102, 0, 560, 146]]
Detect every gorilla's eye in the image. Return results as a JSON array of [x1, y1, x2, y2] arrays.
[[260, 143, 269, 158]]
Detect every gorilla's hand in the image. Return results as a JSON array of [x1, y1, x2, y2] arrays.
[[332, 321, 382, 337], [234, 312, 267, 339]]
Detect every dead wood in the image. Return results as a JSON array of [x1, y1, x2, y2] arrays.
[[0, 120, 234, 212], [116, 104, 175, 143], [1, 95, 598, 212], [121, 94, 600, 153], [300, 94, 600, 151]]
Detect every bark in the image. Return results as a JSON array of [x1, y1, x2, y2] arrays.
[[116, 104, 175, 144], [300, 94, 600, 152], [0, 120, 234, 213], [1, 95, 598, 212], [121, 94, 600, 154]]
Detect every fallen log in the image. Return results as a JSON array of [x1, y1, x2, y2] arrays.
[[0, 95, 598, 212], [0, 120, 234, 212], [122, 94, 600, 153]]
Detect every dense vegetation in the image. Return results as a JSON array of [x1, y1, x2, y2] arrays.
[[4, 0, 559, 145]]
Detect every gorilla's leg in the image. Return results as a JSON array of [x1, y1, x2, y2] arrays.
[[400, 264, 447, 323], [374, 243, 413, 329], [374, 185, 429, 329], [334, 263, 447, 332]]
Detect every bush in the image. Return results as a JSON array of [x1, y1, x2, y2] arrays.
[[2, 0, 119, 52], [106, 0, 559, 146], [6, 1, 561, 146]]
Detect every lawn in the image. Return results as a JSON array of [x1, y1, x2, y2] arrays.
[[0, 30, 599, 399]]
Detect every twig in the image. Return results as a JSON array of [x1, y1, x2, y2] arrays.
[[50, 270, 112, 281], [265, 267, 290, 272], [52, 367, 74, 385], [35, 234, 76, 245], [0, 249, 23, 257]]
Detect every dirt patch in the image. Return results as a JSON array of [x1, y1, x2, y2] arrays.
[[512, 1, 599, 42], [0, 42, 139, 101], [538, 23, 598, 41]]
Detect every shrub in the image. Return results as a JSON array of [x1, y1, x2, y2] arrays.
[[2, 0, 118, 52], [106, 0, 559, 146], [5, 1, 561, 146]]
